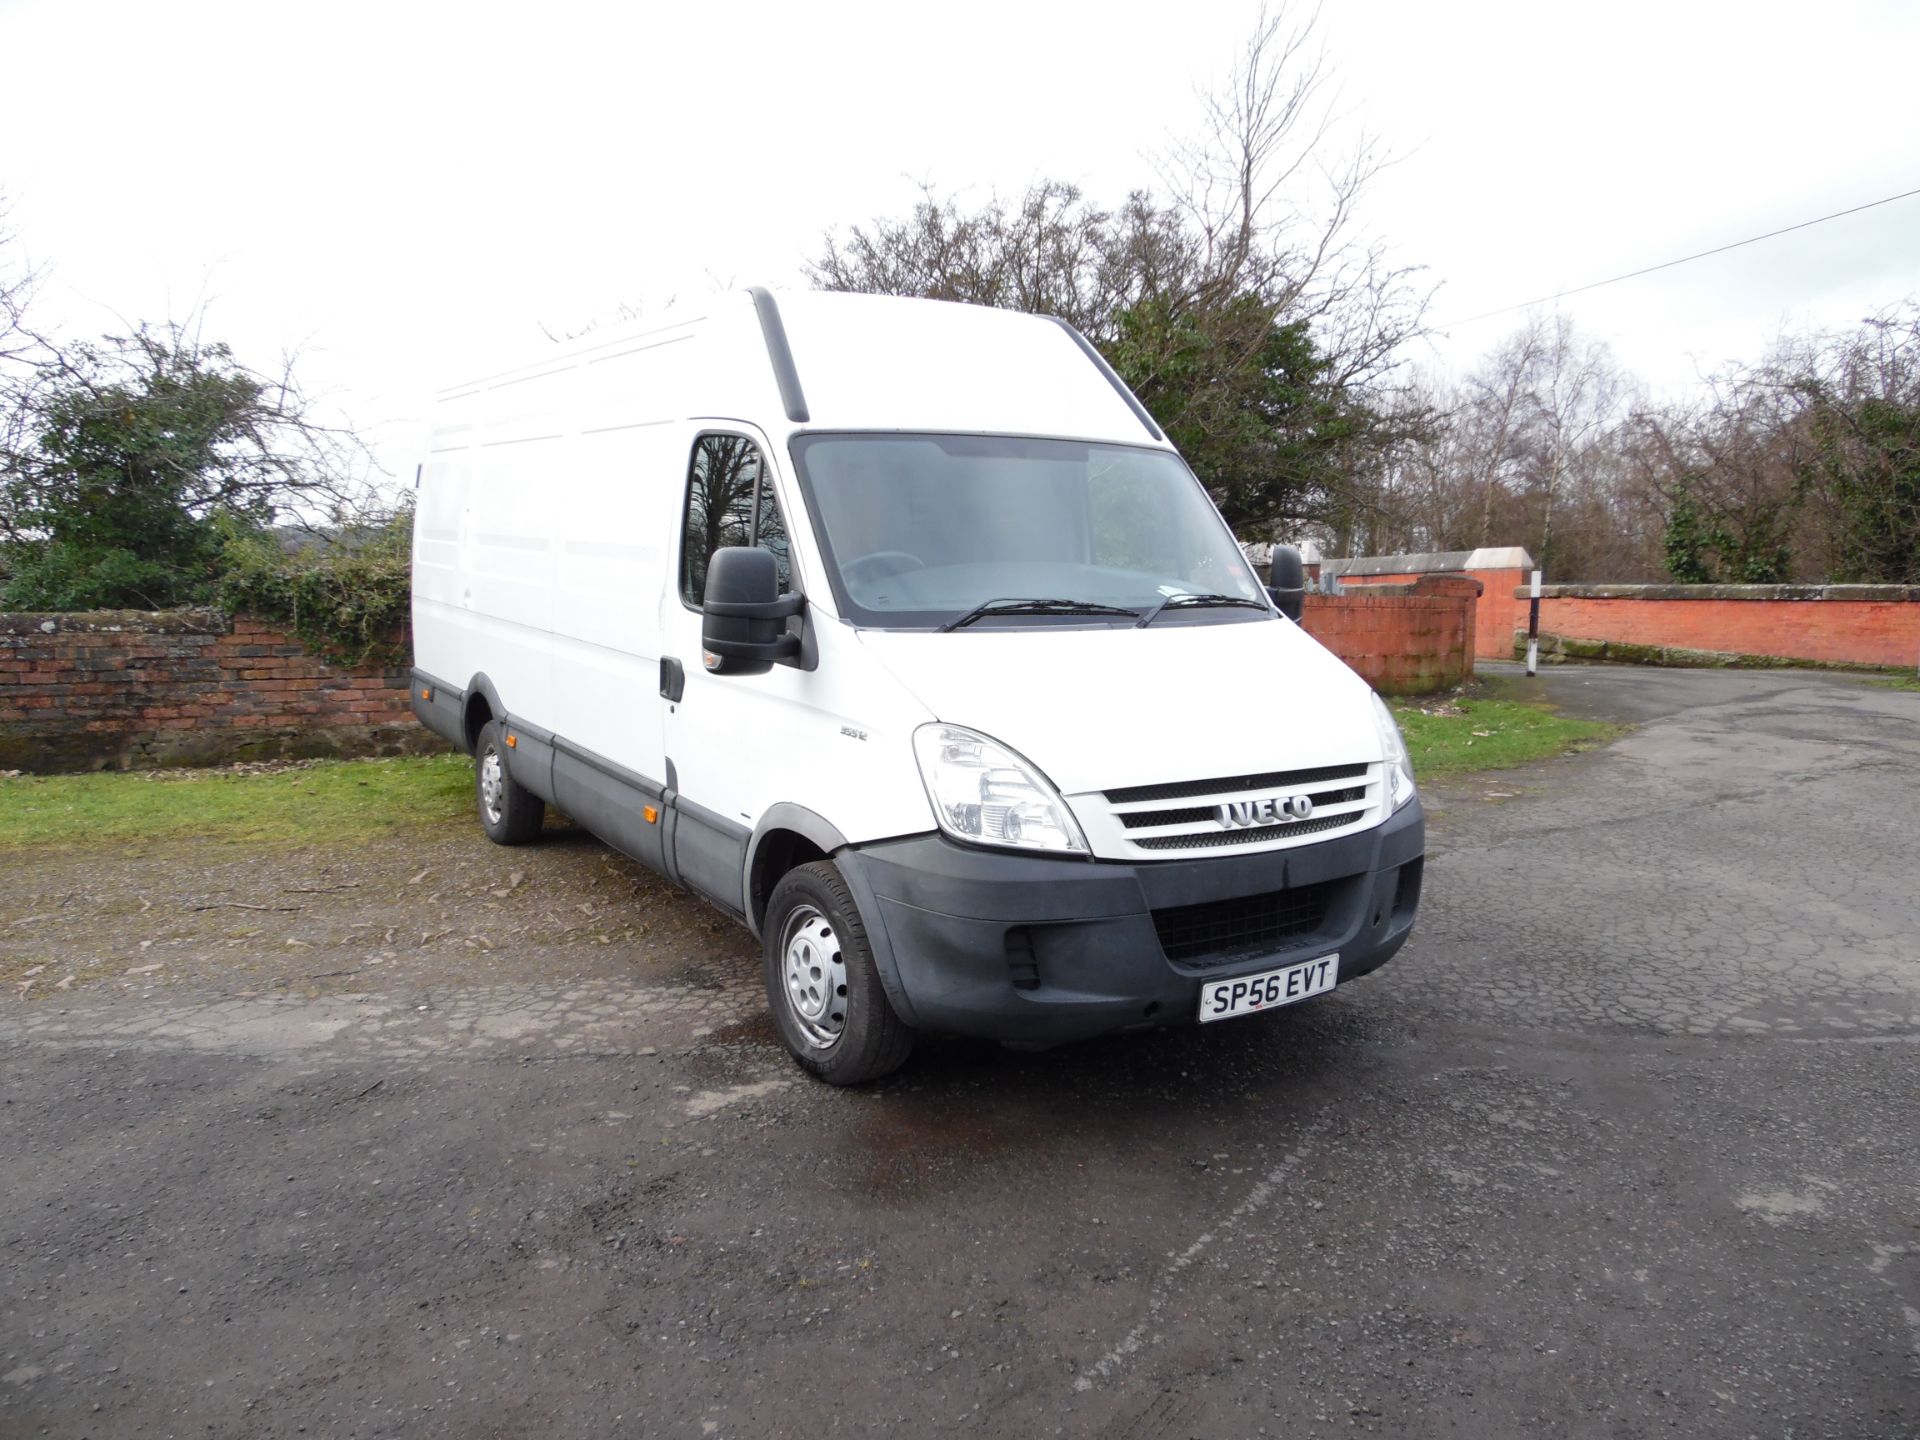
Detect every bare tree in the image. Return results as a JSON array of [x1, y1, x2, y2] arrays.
[[0, 195, 56, 489], [1458, 322, 1548, 548], [810, 180, 1172, 332], [1630, 377, 1808, 583], [0, 195, 44, 371], [1637, 304, 1919, 585], [1339, 314, 1659, 577], [1775, 305, 1920, 583], [1520, 314, 1635, 571], [809, 3, 1432, 540], [1159, 4, 1426, 396]]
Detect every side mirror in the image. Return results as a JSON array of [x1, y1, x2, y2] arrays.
[[1266, 545, 1306, 622], [701, 546, 802, 675]]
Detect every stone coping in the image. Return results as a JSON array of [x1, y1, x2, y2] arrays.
[[1315, 574, 1483, 598], [0, 607, 228, 636], [1515, 584, 1920, 602], [1325, 546, 1534, 577]]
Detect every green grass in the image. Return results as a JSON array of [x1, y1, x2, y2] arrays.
[[1870, 673, 1920, 692], [1, 688, 1626, 853], [0, 754, 474, 852], [1392, 695, 1619, 779]]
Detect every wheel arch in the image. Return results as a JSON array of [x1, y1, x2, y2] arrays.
[[744, 804, 849, 938], [460, 673, 506, 754]]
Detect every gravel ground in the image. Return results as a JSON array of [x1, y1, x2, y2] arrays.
[[2, 664, 1916, 1439]]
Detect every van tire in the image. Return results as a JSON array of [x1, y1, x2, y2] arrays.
[[763, 861, 914, 1085], [475, 719, 545, 845]]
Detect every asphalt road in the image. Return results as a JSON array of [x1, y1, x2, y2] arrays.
[[4, 666, 1918, 1439]]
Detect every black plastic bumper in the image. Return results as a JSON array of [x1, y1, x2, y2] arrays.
[[837, 797, 1424, 1045]]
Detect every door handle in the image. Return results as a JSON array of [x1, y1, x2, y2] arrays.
[[659, 656, 685, 702]]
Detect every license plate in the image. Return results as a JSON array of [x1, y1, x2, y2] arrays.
[[1198, 954, 1340, 1023]]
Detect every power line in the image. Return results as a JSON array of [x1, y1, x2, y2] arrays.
[[1433, 185, 1920, 330]]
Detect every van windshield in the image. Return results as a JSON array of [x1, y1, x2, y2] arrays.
[[788, 434, 1269, 630]]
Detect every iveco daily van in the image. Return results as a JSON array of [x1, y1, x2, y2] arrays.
[[410, 289, 1423, 1083]]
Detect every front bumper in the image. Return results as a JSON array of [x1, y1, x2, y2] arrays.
[[837, 797, 1424, 1044]]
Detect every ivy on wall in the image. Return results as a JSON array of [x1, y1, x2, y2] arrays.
[[216, 510, 413, 667]]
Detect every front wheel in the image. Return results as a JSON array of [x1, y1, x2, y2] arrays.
[[763, 861, 914, 1085], [475, 718, 545, 845]]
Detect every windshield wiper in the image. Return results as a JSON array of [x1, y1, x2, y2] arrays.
[[1134, 592, 1273, 628], [939, 597, 1143, 632]]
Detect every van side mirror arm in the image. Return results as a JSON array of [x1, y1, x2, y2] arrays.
[[702, 632, 801, 664], [702, 592, 805, 624], [702, 592, 803, 667]]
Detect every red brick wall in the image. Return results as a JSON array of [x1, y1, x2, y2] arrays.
[[1520, 586, 1920, 668], [1342, 566, 1528, 660], [2, 580, 1488, 771], [1304, 575, 1480, 694], [0, 609, 430, 774]]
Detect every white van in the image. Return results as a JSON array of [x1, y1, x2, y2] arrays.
[[410, 289, 1423, 1083]]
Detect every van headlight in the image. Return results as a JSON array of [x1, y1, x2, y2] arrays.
[[912, 723, 1088, 855], [1371, 693, 1417, 811]]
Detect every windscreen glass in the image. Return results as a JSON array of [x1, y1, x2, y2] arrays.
[[790, 434, 1266, 628]]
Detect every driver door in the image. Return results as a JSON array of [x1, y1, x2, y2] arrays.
[[661, 425, 807, 913]]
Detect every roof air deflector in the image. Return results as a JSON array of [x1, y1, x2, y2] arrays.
[[749, 287, 811, 424]]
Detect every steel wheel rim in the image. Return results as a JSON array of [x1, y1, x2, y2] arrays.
[[780, 904, 848, 1050], [479, 747, 505, 825]]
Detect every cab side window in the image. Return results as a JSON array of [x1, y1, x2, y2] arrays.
[[680, 434, 791, 607]]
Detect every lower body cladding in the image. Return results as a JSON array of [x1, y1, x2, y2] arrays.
[[836, 799, 1424, 1046]]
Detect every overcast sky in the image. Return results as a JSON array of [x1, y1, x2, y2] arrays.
[[3, 0, 1916, 485]]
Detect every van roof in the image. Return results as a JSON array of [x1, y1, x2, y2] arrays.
[[435, 290, 1167, 447], [771, 290, 1163, 444]]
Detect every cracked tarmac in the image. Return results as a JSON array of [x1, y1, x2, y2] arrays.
[[2, 664, 1916, 1437]]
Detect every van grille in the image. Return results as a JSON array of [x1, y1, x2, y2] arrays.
[[1152, 882, 1337, 966], [1106, 763, 1368, 805], [1077, 763, 1380, 858], [1118, 786, 1367, 830]]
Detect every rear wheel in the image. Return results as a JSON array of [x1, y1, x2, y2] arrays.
[[763, 861, 913, 1085], [475, 718, 544, 845]]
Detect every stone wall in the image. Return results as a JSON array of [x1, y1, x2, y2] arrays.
[[0, 610, 434, 774]]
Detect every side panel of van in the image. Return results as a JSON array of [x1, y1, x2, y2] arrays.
[[411, 424, 471, 744], [415, 359, 570, 745], [542, 424, 680, 875], [545, 425, 675, 776]]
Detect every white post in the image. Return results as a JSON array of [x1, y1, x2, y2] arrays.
[[1525, 569, 1542, 677]]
